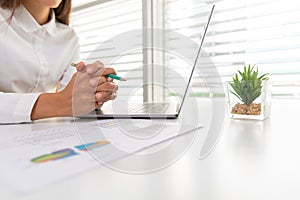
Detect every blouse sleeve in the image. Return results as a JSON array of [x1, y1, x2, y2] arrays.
[[0, 92, 40, 124], [0, 37, 79, 124], [0, 9, 40, 124]]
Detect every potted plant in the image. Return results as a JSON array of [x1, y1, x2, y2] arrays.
[[226, 64, 272, 120]]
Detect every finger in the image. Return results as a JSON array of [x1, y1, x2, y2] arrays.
[[95, 92, 117, 102], [106, 92, 117, 101], [85, 61, 117, 77], [86, 61, 104, 75], [95, 101, 103, 108], [94, 102, 103, 111], [95, 92, 109, 102], [89, 67, 117, 78], [75, 61, 86, 71], [89, 76, 107, 87], [96, 82, 118, 92], [95, 92, 104, 102], [103, 92, 117, 101]]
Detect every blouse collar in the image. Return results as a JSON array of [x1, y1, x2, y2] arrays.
[[13, 4, 57, 36]]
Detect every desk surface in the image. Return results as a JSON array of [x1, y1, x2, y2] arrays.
[[2, 98, 300, 200]]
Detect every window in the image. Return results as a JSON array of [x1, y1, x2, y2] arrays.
[[72, 0, 300, 99], [165, 0, 300, 98]]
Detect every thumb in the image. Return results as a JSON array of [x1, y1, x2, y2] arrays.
[[74, 61, 86, 72]]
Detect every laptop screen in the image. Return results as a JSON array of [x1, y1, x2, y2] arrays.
[[169, 5, 215, 115]]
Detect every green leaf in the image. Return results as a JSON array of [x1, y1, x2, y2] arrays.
[[230, 90, 243, 102], [258, 73, 269, 80], [229, 64, 269, 105]]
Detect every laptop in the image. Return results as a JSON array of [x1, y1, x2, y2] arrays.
[[83, 5, 215, 119]]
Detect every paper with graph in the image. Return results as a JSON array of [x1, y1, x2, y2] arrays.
[[0, 119, 201, 193]]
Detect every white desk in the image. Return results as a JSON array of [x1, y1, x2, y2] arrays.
[[1, 98, 300, 200]]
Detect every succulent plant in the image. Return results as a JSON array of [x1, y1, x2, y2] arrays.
[[229, 64, 269, 105]]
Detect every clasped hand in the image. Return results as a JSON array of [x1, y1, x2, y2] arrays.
[[62, 61, 119, 116]]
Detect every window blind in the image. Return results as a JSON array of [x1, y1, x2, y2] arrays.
[[164, 0, 300, 98], [71, 0, 143, 96]]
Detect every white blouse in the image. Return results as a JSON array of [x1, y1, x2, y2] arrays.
[[0, 5, 79, 123]]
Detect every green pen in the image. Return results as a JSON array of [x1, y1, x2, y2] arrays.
[[107, 74, 126, 81], [71, 63, 127, 81]]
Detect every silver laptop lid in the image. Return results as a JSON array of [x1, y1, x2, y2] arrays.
[[176, 5, 215, 116]]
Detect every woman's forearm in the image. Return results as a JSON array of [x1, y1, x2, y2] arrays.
[[30, 92, 72, 120]]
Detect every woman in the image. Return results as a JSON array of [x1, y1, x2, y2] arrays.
[[0, 0, 118, 123]]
